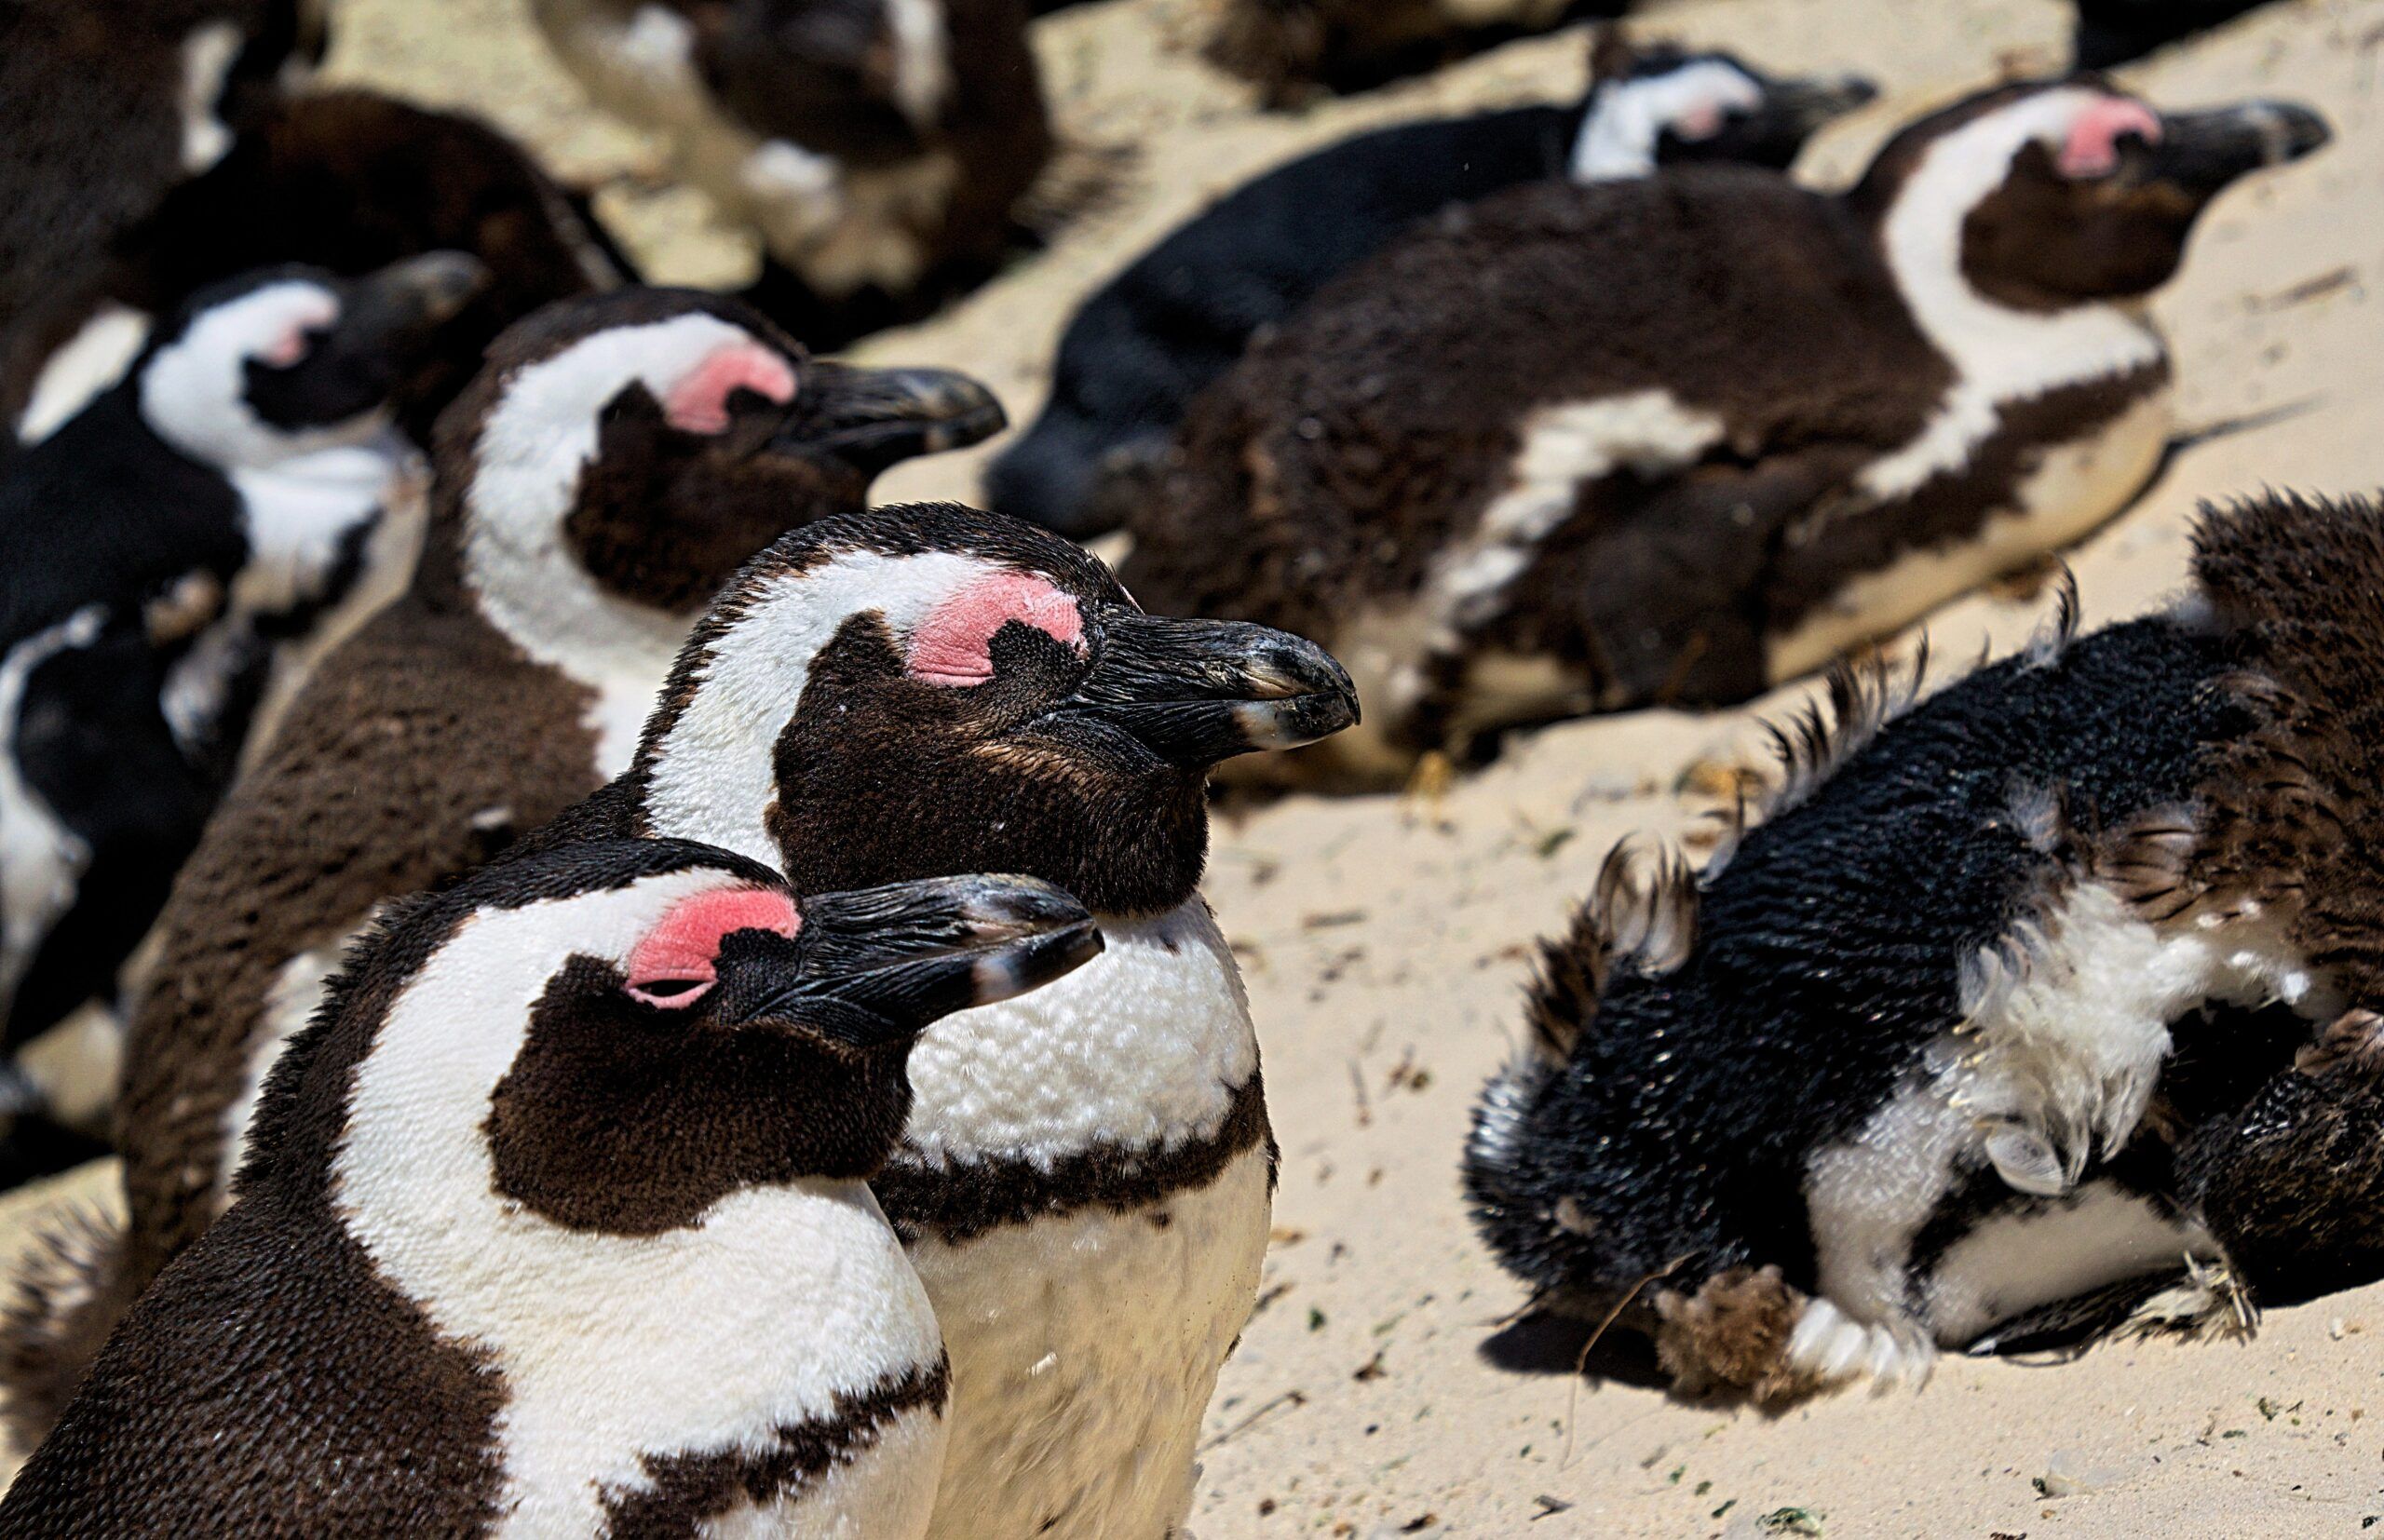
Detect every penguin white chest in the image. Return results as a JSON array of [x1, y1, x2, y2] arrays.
[[0, 609, 105, 1009]]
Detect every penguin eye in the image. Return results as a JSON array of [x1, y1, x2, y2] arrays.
[[908, 572, 1088, 687], [663, 343, 798, 435], [258, 325, 317, 370], [622, 887, 801, 1010], [2057, 99, 2163, 179], [626, 975, 714, 1009]]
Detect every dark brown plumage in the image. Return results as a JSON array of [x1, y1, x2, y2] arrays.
[[1207, 0, 1622, 105]]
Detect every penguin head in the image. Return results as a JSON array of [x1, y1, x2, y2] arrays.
[[440, 289, 1003, 615], [1853, 80, 2330, 307], [133, 252, 489, 470], [689, 0, 954, 167], [1574, 30, 1876, 181], [256, 840, 1100, 1234], [634, 503, 1361, 916]]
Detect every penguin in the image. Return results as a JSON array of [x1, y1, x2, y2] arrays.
[[1121, 80, 2331, 787], [527, 0, 1052, 348], [510, 501, 1360, 1536], [1463, 489, 2384, 1399], [0, 0, 326, 454], [8, 88, 630, 450], [988, 29, 1876, 539], [2073, 1, 2288, 71], [1209, 0, 1621, 105], [0, 839, 1103, 1537], [0, 290, 1006, 1449], [0, 253, 486, 1068]]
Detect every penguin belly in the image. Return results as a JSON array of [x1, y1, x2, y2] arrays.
[[1915, 1181, 2213, 1347], [911, 1146, 1271, 1540], [1766, 387, 2172, 685]]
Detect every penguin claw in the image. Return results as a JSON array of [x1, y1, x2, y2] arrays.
[[1786, 1299, 1934, 1396]]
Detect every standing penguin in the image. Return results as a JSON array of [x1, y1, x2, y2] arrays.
[[513, 502, 1359, 1536], [988, 30, 1874, 538], [0, 0, 325, 453], [1465, 491, 2384, 1398], [2073, 1, 2288, 71], [1122, 81, 2330, 785], [528, 0, 1052, 347], [0, 840, 1103, 1536], [0, 290, 1005, 1448], [0, 254, 486, 1060], [9, 88, 628, 450]]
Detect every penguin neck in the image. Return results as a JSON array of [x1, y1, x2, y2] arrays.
[[1857, 115, 2165, 503], [1568, 81, 1665, 182]]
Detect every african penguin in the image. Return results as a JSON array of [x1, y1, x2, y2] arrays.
[[1209, 0, 1621, 105], [1122, 80, 2330, 787], [988, 28, 1874, 539], [2073, 1, 2289, 71], [514, 502, 1360, 1538], [0, 0, 326, 455], [0, 290, 1006, 1451], [0, 839, 1102, 1536], [10, 88, 630, 451], [1464, 490, 2384, 1399], [527, 0, 1052, 348], [0, 254, 485, 1066]]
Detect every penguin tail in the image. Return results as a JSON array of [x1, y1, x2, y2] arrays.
[[0, 1203, 141, 1455]]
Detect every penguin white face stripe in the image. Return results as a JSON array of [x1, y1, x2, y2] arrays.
[[15, 303, 152, 445], [464, 313, 796, 774], [178, 20, 242, 173], [1861, 88, 2169, 503], [1570, 61, 1766, 182], [334, 871, 942, 1537], [641, 549, 1007, 866], [884, 0, 953, 130], [140, 281, 371, 471]]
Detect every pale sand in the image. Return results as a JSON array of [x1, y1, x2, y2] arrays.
[[12, 0, 2384, 1532]]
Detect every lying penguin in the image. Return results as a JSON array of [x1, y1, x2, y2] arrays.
[[1122, 80, 2330, 785], [0, 290, 1003, 1449], [10, 88, 628, 450], [528, 0, 1051, 347], [0, 254, 484, 1069], [2074, 0, 2288, 70], [508, 502, 1359, 1536], [988, 30, 1873, 539], [0, 840, 1102, 1536], [0, 0, 325, 454], [1209, 0, 1618, 104], [1465, 490, 2384, 1399]]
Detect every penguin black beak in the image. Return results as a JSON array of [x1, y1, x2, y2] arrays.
[[2126, 100, 2330, 200], [1768, 73, 1878, 139], [721, 874, 1102, 1047], [1669, 74, 1876, 170], [332, 251, 493, 358], [1050, 612, 1361, 770], [775, 362, 1008, 480]]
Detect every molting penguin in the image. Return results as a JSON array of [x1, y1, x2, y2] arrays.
[[988, 30, 1874, 539], [1464, 490, 2384, 1399], [9, 88, 629, 450], [1123, 80, 2330, 787], [0, 840, 1102, 1536], [0, 290, 1004, 1451], [0, 255, 484, 1067], [521, 502, 1359, 1537], [0, 0, 326, 454], [528, 0, 1052, 348], [2073, 1, 2289, 71], [1209, 0, 1619, 105]]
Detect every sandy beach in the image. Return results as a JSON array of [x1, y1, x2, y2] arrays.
[[11, 0, 2384, 1533]]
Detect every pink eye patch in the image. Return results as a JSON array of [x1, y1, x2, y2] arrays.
[[2060, 98, 2162, 179], [664, 343, 798, 435], [625, 886, 800, 1008], [261, 327, 312, 367], [907, 571, 1087, 686]]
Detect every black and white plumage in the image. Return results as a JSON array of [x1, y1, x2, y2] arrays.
[[0, 838, 1101, 1536], [0, 254, 482, 1062], [986, 30, 1874, 539], [1465, 491, 2384, 1399]]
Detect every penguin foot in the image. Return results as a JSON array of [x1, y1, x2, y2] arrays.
[[1650, 1266, 1932, 1402], [1781, 1298, 1937, 1398]]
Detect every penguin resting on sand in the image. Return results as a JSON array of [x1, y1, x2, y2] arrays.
[[0, 290, 1004, 1450], [527, 0, 1051, 348], [9, 88, 628, 450], [0, 839, 1101, 1537], [2073, 1, 2288, 71], [0, 255, 484, 1060], [1121, 81, 2330, 786], [988, 30, 1874, 539], [1465, 490, 2384, 1400], [517, 502, 1359, 1537]]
